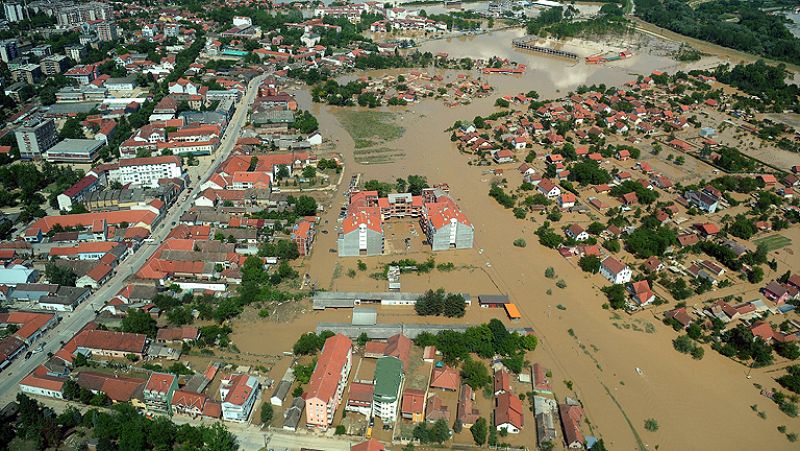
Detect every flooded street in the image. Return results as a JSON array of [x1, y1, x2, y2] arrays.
[[232, 26, 798, 450]]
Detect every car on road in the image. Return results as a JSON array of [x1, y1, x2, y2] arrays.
[[24, 352, 32, 360], [321, 230, 328, 234], [329, 248, 336, 253]]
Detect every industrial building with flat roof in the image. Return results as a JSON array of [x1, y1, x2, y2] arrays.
[[43, 139, 104, 163], [313, 291, 471, 310]]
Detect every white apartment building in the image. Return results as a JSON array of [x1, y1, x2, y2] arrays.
[[107, 156, 183, 188], [220, 374, 260, 422]]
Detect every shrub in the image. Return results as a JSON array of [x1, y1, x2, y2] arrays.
[[513, 238, 527, 248], [644, 419, 659, 432]]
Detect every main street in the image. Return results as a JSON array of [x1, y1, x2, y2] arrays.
[[0, 73, 267, 405]]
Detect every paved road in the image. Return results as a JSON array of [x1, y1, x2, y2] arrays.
[[0, 74, 267, 405]]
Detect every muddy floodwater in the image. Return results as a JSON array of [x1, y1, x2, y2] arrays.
[[233, 27, 799, 450]]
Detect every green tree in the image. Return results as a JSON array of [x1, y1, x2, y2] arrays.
[[45, 263, 77, 287], [430, 419, 450, 444], [461, 359, 491, 389], [578, 255, 601, 273], [121, 310, 158, 338], [293, 195, 318, 216], [442, 293, 466, 318], [470, 417, 488, 445], [602, 284, 627, 309], [260, 403, 273, 425]]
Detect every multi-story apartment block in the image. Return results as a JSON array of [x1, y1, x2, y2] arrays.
[[305, 334, 352, 429], [40, 55, 70, 75], [373, 356, 403, 423], [96, 21, 118, 42], [107, 156, 184, 188], [55, 2, 113, 27], [15, 118, 59, 159], [219, 374, 259, 422], [0, 39, 18, 63], [143, 373, 178, 413], [65, 44, 87, 63], [3, 1, 25, 22]]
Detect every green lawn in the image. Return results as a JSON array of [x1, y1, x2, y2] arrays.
[[753, 234, 793, 252], [333, 110, 405, 149]]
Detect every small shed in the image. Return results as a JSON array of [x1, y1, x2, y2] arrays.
[[478, 294, 510, 308], [270, 380, 291, 406], [352, 307, 378, 326]]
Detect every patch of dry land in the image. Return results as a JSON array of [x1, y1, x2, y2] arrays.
[[229, 28, 800, 450]]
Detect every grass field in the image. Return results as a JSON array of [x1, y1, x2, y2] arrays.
[[353, 147, 406, 164], [333, 110, 405, 149], [753, 234, 793, 252]]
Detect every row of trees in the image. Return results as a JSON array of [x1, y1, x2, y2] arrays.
[[3, 394, 237, 450], [413, 319, 537, 372], [636, 0, 800, 67], [414, 289, 466, 318]]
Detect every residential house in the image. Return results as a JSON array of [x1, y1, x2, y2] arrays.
[[401, 388, 426, 423], [560, 403, 585, 448], [220, 374, 260, 422], [495, 393, 524, 433], [600, 257, 632, 284], [144, 372, 178, 413], [457, 384, 480, 428], [430, 365, 460, 391]]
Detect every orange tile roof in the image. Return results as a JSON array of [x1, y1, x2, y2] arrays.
[[425, 196, 471, 229], [306, 334, 352, 403], [222, 374, 256, 405], [430, 365, 460, 391], [401, 388, 426, 415], [146, 372, 176, 394], [75, 330, 146, 354], [27, 210, 157, 235], [495, 392, 524, 429], [20, 365, 65, 392], [0, 311, 55, 341]]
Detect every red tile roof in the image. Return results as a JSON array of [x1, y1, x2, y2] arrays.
[[495, 393, 524, 429], [560, 404, 584, 446], [430, 365, 460, 391], [401, 388, 426, 415], [306, 334, 352, 403], [75, 330, 146, 354], [351, 439, 385, 451]]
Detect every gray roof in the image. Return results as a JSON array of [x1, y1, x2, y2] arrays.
[[252, 110, 295, 125], [46, 139, 104, 154], [45, 102, 100, 115], [477, 294, 509, 304], [352, 307, 377, 326], [317, 322, 531, 340], [271, 380, 291, 404], [106, 76, 137, 85], [282, 397, 304, 430]]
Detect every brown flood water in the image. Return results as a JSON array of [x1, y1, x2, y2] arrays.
[[233, 28, 796, 450]]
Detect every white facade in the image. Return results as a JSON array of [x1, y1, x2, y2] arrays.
[[496, 422, 520, 434], [3, 2, 24, 22], [600, 260, 632, 285], [108, 160, 182, 188], [220, 375, 260, 422], [20, 383, 63, 400]]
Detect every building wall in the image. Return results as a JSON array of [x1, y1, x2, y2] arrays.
[[338, 228, 382, 257], [430, 220, 473, 251], [20, 384, 63, 400], [109, 162, 182, 188]]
